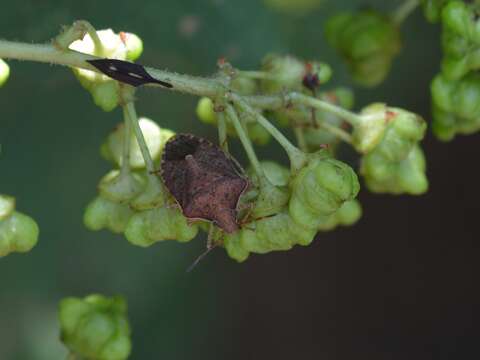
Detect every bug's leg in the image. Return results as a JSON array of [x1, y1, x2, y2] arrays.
[[186, 224, 218, 273]]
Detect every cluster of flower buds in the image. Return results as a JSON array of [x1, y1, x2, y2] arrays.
[[225, 152, 361, 262], [59, 294, 131, 360], [0, 58, 9, 87], [430, 1, 480, 140], [71, 29, 429, 263], [325, 9, 401, 87], [0, 194, 39, 257], [352, 104, 428, 195], [83, 117, 199, 247], [69, 29, 143, 111]]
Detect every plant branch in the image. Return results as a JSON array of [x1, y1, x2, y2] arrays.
[[0, 38, 357, 151], [225, 104, 264, 178], [238, 70, 276, 80], [293, 126, 308, 152], [120, 100, 133, 176], [0, 39, 223, 97], [287, 92, 361, 127], [121, 87, 156, 173]]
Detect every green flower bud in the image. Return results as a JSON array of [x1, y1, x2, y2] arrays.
[[431, 73, 454, 113], [440, 2, 480, 79], [90, 81, 120, 112], [289, 153, 360, 229], [196, 97, 217, 125], [431, 104, 457, 141], [247, 122, 271, 145], [0, 58, 10, 87], [352, 103, 389, 154], [325, 10, 401, 87], [248, 161, 291, 188], [333, 87, 355, 110], [224, 212, 316, 261], [59, 294, 131, 360], [69, 29, 143, 111], [84, 196, 135, 234], [316, 199, 362, 231], [124, 206, 198, 247], [356, 104, 426, 160], [431, 73, 480, 140], [421, 0, 452, 23], [224, 231, 250, 262], [245, 162, 291, 218], [251, 178, 290, 218], [0, 194, 15, 220], [101, 118, 174, 169], [441, 1, 473, 39], [231, 75, 258, 95], [129, 174, 166, 211], [0, 210, 39, 257], [260, 54, 306, 93], [263, 0, 325, 16], [362, 145, 428, 195], [122, 32, 143, 61], [98, 170, 145, 203], [396, 145, 428, 194], [312, 62, 332, 84], [335, 199, 362, 226]]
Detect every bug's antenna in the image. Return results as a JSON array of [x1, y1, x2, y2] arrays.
[[186, 223, 220, 272], [87, 59, 173, 88]]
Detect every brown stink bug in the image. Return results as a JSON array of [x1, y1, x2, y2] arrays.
[[160, 133, 248, 233]]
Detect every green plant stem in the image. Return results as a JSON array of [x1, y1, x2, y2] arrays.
[[392, 0, 420, 25], [230, 93, 308, 172], [293, 126, 308, 152], [216, 109, 229, 151], [122, 89, 156, 173], [54, 20, 104, 52], [225, 104, 264, 178], [120, 101, 133, 176], [288, 93, 361, 127], [242, 92, 362, 130], [238, 70, 275, 80], [81, 21, 105, 56], [286, 106, 354, 145], [317, 121, 353, 144]]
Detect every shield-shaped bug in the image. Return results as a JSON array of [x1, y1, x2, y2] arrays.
[[160, 134, 248, 233]]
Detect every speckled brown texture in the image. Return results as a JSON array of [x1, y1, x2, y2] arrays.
[[160, 134, 248, 233]]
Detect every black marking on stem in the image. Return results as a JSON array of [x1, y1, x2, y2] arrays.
[[87, 59, 173, 88]]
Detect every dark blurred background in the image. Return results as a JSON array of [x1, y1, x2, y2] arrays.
[[0, 0, 478, 359]]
